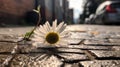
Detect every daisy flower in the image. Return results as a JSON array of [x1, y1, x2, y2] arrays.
[[31, 20, 69, 47]]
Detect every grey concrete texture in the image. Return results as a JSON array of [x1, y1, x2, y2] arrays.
[[0, 25, 120, 67]]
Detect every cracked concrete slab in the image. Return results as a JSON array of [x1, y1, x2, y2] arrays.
[[10, 54, 62, 67], [0, 25, 120, 67], [80, 60, 120, 67]]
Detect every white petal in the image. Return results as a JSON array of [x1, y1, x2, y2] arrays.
[[33, 34, 45, 39], [43, 24, 49, 32], [52, 20, 57, 31], [34, 29, 44, 36], [31, 37, 44, 42], [40, 25, 47, 33], [34, 32, 44, 37], [45, 21, 51, 31], [58, 24, 67, 33], [38, 25, 47, 34], [60, 31, 68, 36], [34, 28, 40, 33], [56, 22, 64, 32], [45, 21, 51, 32]]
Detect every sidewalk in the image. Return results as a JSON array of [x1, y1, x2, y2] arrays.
[[0, 25, 120, 67]]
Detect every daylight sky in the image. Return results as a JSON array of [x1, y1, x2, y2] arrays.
[[69, 0, 83, 19]]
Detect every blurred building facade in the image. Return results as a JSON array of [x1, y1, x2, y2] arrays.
[[0, 0, 35, 25], [36, 0, 73, 24], [67, 9, 74, 24], [0, 0, 73, 25]]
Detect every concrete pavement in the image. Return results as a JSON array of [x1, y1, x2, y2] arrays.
[[0, 25, 120, 67]]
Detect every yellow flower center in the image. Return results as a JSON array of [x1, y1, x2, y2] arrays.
[[45, 32, 59, 44]]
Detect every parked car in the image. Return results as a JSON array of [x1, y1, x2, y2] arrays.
[[79, 0, 98, 24], [90, 1, 120, 24], [85, 14, 95, 24]]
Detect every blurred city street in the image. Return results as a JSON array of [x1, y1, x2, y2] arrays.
[[0, 25, 120, 35], [0, 0, 120, 67], [0, 24, 120, 67]]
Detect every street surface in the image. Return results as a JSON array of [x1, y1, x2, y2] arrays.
[[0, 24, 120, 67]]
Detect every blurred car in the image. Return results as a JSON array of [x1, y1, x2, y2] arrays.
[[79, 0, 98, 24], [92, 1, 120, 24], [85, 14, 95, 24]]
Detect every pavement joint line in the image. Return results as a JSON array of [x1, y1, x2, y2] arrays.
[[96, 57, 120, 60], [0, 51, 85, 55], [68, 38, 119, 41], [78, 63, 84, 67], [81, 48, 112, 51], [70, 39, 86, 45], [37, 46, 112, 51], [1, 54, 17, 66], [85, 44, 120, 46], [1, 45, 18, 66], [84, 50, 97, 61], [0, 40, 17, 43], [62, 59, 90, 64]]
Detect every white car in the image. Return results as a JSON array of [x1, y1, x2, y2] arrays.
[[93, 1, 120, 24]]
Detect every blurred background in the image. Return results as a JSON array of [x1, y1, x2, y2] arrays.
[[0, 0, 120, 26]]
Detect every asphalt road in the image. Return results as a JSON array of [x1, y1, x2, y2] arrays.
[[0, 24, 120, 67]]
